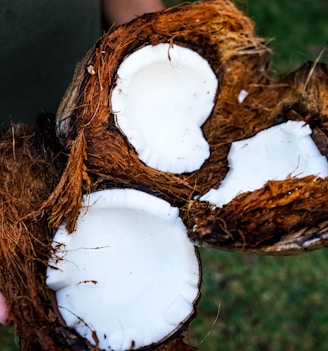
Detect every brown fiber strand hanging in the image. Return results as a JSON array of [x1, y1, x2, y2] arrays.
[[0, 0, 328, 350]]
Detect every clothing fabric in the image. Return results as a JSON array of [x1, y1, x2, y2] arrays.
[[0, 0, 101, 126]]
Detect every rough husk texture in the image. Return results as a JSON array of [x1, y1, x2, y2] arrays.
[[1, 0, 328, 350], [0, 118, 68, 350]]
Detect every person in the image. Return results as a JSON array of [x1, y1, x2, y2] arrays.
[[0, 0, 164, 127], [0, 0, 164, 326]]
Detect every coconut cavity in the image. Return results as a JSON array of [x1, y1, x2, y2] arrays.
[[111, 43, 218, 174], [46, 189, 201, 351], [202, 121, 328, 206]]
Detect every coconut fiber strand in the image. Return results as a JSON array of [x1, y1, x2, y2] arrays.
[[0, 0, 328, 350]]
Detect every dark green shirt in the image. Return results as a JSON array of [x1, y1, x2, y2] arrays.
[[0, 0, 101, 126]]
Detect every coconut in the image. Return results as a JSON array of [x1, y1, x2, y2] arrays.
[[201, 120, 328, 207], [46, 189, 201, 351], [0, 122, 200, 350], [1, 0, 328, 350], [110, 43, 218, 174], [188, 63, 328, 255]]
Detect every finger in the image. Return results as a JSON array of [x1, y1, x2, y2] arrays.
[[0, 292, 10, 326]]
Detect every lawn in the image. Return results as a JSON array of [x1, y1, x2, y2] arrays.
[[190, 249, 328, 351], [1, 0, 328, 350]]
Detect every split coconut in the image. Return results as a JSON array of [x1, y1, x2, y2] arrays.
[[111, 43, 218, 173], [187, 63, 328, 255], [46, 189, 201, 351], [201, 120, 328, 207]]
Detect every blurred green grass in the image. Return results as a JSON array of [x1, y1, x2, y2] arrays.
[[166, 0, 328, 73], [244, 0, 328, 73], [190, 249, 328, 351], [1, 1, 328, 350]]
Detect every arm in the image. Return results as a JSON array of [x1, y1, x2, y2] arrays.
[[102, 0, 165, 27]]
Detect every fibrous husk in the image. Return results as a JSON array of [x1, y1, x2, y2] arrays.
[[1, 0, 328, 350], [0, 117, 69, 350]]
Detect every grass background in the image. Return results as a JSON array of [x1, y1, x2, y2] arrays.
[[1, 0, 328, 350]]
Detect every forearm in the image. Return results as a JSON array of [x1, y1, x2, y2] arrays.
[[102, 0, 164, 27]]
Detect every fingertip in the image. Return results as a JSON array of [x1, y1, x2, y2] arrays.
[[0, 292, 10, 326]]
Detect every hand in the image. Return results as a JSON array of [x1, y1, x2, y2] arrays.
[[0, 292, 10, 326]]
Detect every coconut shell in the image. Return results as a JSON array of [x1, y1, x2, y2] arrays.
[[1, 0, 328, 350]]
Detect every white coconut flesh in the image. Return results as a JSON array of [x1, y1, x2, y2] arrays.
[[201, 120, 328, 207], [111, 43, 218, 174], [46, 189, 201, 351]]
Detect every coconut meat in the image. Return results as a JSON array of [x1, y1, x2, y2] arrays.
[[111, 43, 218, 174], [201, 121, 328, 207], [46, 189, 201, 351]]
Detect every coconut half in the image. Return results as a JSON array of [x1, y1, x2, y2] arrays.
[[46, 189, 201, 351], [201, 121, 328, 206], [110, 43, 218, 174]]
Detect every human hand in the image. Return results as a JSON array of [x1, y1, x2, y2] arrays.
[[0, 292, 10, 326]]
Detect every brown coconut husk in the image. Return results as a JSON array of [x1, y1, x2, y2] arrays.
[[1, 0, 328, 350], [0, 117, 69, 350]]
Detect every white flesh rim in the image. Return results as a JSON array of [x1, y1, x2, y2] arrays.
[[110, 43, 218, 174], [46, 189, 201, 351], [201, 120, 328, 207]]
